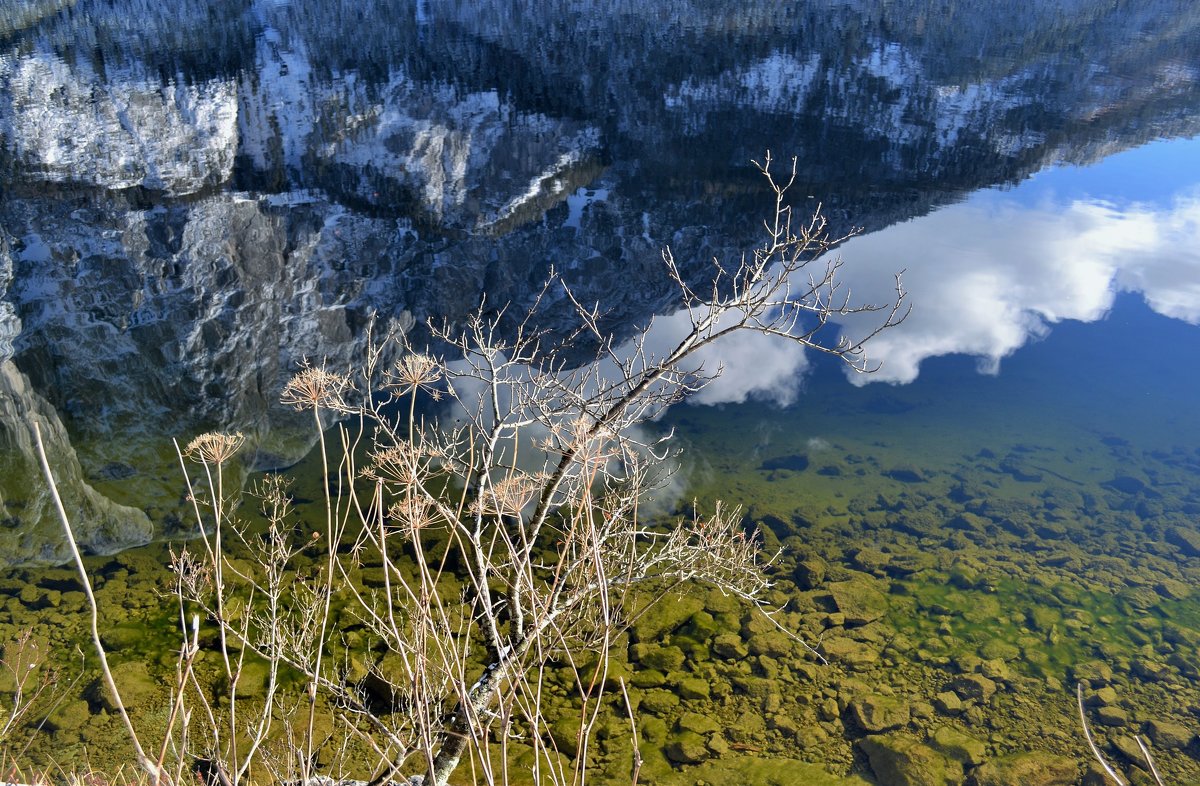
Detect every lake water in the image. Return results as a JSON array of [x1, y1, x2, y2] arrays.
[[3, 1, 1200, 782]]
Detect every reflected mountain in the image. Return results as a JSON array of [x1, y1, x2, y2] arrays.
[[1, 0, 1200, 563]]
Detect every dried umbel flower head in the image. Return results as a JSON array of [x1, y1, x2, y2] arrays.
[[387, 352, 443, 397], [168, 546, 212, 598], [386, 492, 435, 532], [473, 474, 540, 519], [184, 431, 246, 465], [281, 363, 351, 411], [363, 443, 424, 486]]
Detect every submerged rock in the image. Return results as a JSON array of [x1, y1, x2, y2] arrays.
[[929, 725, 987, 766], [1144, 718, 1195, 749], [1165, 527, 1200, 558], [827, 578, 889, 626], [848, 695, 911, 733], [968, 751, 1078, 786], [859, 732, 963, 786]]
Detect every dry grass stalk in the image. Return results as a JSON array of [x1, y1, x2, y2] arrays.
[[24, 157, 904, 786]]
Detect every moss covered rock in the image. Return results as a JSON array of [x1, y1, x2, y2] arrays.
[[848, 694, 911, 733], [664, 730, 710, 764], [969, 751, 1078, 786], [860, 732, 963, 786], [827, 579, 889, 626], [631, 593, 704, 642], [929, 725, 987, 766], [632, 643, 685, 672], [658, 755, 872, 786]]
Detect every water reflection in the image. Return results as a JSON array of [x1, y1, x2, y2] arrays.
[[1, 1, 1200, 564], [835, 140, 1200, 386]]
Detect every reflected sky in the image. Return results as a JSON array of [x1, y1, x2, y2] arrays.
[[681, 134, 1200, 403]]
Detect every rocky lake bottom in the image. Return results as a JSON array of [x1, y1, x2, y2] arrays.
[[2, 302, 1200, 786]]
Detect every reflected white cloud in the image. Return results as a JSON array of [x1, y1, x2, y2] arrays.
[[647, 184, 1200, 402], [642, 309, 810, 407], [832, 189, 1200, 384]]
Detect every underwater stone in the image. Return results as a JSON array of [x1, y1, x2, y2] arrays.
[[968, 751, 1079, 786], [885, 465, 927, 483], [1111, 735, 1145, 764], [675, 712, 721, 736], [630, 668, 667, 689], [633, 644, 685, 672], [1144, 718, 1195, 749], [827, 578, 889, 626], [946, 674, 997, 703], [44, 698, 91, 733], [848, 695, 911, 733], [680, 610, 719, 640], [929, 725, 987, 766], [859, 732, 963, 786], [87, 660, 162, 713], [946, 513, 988, 533], [978, 639, 1020, 662], [639, 689, 681, 716], [794, 557, 827, 590], [1085, 686, 1119, 706], [1105, 475, 1147, 495], [676, 677, 710, 701], [1131, 657, 1170, 682], [549, 714, 584, 758], [760, 454, 809, 472], [1071, 660, 1115, 685], [1164, 527, 1200, 557], [1155, 578, 1191, 600], [851, 547, 892, 573], [711, 632, 749, 660], [819, 636, 880, 668], [630, 593, 704, 642], [747, 631, 794, 659], [978, 659, 1013, 683], [999, 458, 1042, 483], [934, 691, 964, 716]]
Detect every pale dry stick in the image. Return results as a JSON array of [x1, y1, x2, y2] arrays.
[[1134, 736, 1166, 786], [178, 435, 274, 785], [566, 447, 616, 786], [152, 609, 199, 779], [303, 412, 338, 782], [228, 483, 294, 785], [281, 364, 351, 782], [1077, 683, 1128, 786], [30, 422, 162, 784], [163, 614, 198, 786], [173, 438, 242, 779], [1077, 683, 1167, 786], [617, 679, 641, 786]]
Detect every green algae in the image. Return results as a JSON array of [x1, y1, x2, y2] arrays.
[[7, 327, 1200, 782]]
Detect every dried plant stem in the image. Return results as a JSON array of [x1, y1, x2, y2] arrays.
[[1077, 683, 1128, 786], [31, 422, 161, 784]]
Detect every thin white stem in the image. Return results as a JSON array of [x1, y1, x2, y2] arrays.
[[31, 422, 162, 784]]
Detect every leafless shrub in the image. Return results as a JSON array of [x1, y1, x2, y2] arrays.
[[31, 154, 904, 786]]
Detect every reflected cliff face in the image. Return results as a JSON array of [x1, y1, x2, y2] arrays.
[[1, 0, 1199, 563]]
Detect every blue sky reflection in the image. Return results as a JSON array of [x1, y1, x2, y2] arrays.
[[835, 135, 1200, 386], [657, 135, 1200, 406]]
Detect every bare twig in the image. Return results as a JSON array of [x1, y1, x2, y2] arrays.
[[31, 423, 162, 785]]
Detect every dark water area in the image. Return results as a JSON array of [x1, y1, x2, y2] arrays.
[[3, 0, 1200, 782]]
